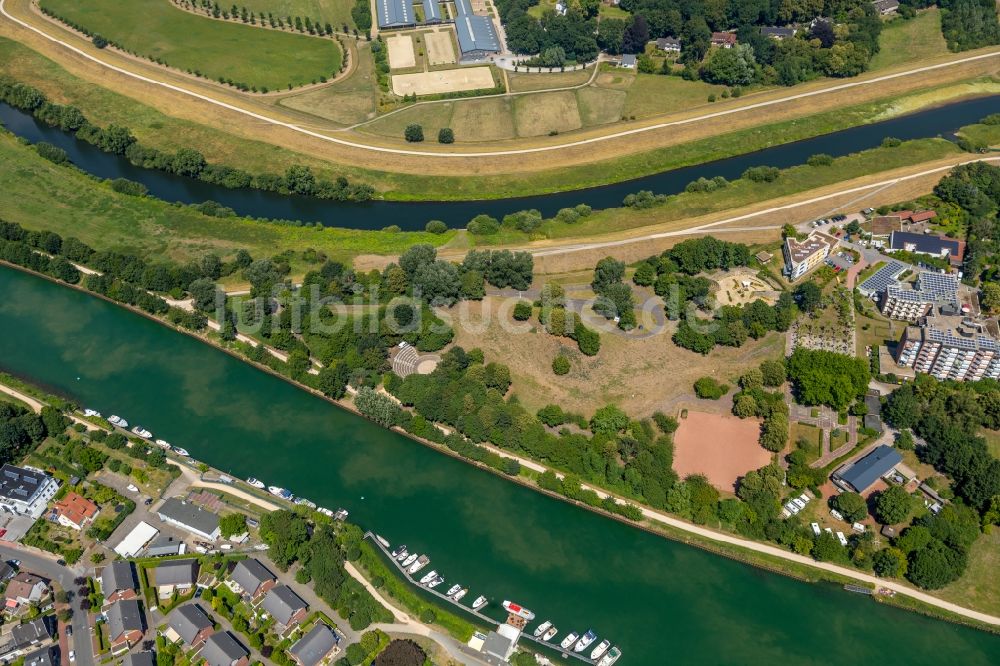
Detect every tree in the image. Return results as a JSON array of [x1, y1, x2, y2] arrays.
[[694, 377, 728, 400], [259, 510, 308, 568], [632, 262, 656, 287], [700, 44, 756, 86], [513, 301, 532, 321], [982, 283, 1000, 314], [552, 355, 570, 375], [437, 127, 454, 144], [793, 281, 822, 312], [873, 547, 908, 578], [399, 244, 436, 279], [412, 260, 460, 305], [590, 405, 628, 435], [424, 220, 448, 234], [591, 257, 625, 293], [907, 540, 966, 589], [875, 485, 913, 525], [831, 491, 867, 523], [760, 359, 786, 386], [622, 15, 650, 54], [219, 513, 248, 538], [188, 278, 219, 312], [403, 124, 424, 142], [759, 412, 788, 452]]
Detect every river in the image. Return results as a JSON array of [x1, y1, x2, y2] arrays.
[[2, 96, 999, 231], [1, 266, 999, 663]]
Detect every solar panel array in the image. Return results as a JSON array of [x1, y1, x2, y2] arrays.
[[857, 260, 907, 296], [915, 272, 959, 304]]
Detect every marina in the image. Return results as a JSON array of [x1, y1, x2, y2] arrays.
[[364, 532, 606, 665]]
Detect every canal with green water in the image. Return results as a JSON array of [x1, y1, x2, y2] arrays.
[[1, 264, 999, 664]]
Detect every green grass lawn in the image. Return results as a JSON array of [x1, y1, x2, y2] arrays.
[[0, 132, 451, 271], [982, 428, 1000, 459], [279, 43, 377, 125], [40, 0, 342, 90], [936, 526, 1000, 616], [790, 421, 823, 462], [870, 9, 950, 71], [236, 0, 358, 29]]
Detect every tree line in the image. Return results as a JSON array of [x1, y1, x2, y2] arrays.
[[0, 78, 375, 201]]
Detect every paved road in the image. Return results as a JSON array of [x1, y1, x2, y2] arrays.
[[2, 0, 997, 158], [0, 545, 94, 666]]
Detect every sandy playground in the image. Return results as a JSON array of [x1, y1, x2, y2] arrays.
[[387, 34, 416, 70], [425, 30, 457, 65], [715, 272, 777, 307], [673, 410, 771, 492], [392, 67, 495, 96]]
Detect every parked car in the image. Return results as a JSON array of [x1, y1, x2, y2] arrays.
[[69, 651, 75, 662]]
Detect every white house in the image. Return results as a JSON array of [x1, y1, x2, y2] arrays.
[[0, 465, 58, 519]]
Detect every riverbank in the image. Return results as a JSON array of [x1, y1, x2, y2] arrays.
[[2, 258, 999, 637]]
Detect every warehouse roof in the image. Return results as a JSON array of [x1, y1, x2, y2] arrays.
[[454, 0, 500, 55], [836, 445, 902, 492], [376, 0, 415, 28]]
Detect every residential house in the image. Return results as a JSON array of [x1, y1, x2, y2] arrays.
[[52, 492, 98, 531], [101, 561, 139, 604], [782, 231, 838, 280], [289, 624, 340, 666], [144, 535, 185, 558], [156, 498, 221, 541], [710, 32, 737, 48], [654, 37, 681, 52], [0, 465, 58, 519], [22, 645, 58, 666], [0, 616, 55, 660], [872, 0, 899, 15], [153, 559, 199, 598], [201, 631, 250, 666], [4, 573, 48, 613], [122, 652, 156, 666], [113, 522, 159, 559], [619, 54, 636, 69], [261, 586, 308, 631], [166, 604, 214, 647], [832, 445, 903, 493], [106, 599, 146, 654], [0, 561, 14, 582], [229, 559, 276, 600], [760, 26, 795, 39]]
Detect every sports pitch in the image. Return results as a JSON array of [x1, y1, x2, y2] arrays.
[[392, 66, 494, 96]]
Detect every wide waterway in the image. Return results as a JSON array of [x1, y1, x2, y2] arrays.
[[1, 265, 999, 664], [1, 96, 999, 230]]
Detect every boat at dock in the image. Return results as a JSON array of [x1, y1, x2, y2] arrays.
[[542, 626, 558, 642], [533, 621, 552, 638], [574, 630, 597, 652], [502, 600, 535, 621], [427, 576, 444, 589], [154, 439, 171, 449], [452, 588, 467, 602], [471, 595, 487, 610], [401, 553, 418, 567], [560, 632, 579, 650], [375, 534, 390, 549], [83, 409, 101, 417], [295, 497, 317, 509], [130, 426, 152, 438], [333, 508, 349, 520], [246, 477, 265, 489], [408, 555, 429, 574], [173, 447, 190, 457], [391, 544, 407, 559], [445, 584, 461, 597], [268, 486, 293, 500], [108, 415, 128, 428], [419, 570, 438, 584], [317, 507, 334, 517], [590, 640, 611, 660], [598, 647, 621, 666]]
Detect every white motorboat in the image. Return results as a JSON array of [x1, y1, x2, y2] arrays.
[[108, 415, 127, 427], [471, 595, 487, 610], [542, 626, 558, 642], [452, 588, 468, 602], [401, 553, 418, 567], [408, 555, 429, 574], [130, 426, 152, 439], [173, 447, 190, 457], [591, 640, 611, 660], [502, 600, 535, 621], [598, 647, 621, 666], [295, 497, 317, 509], [375, 535, 390, 548], [574, 630, 597, 652], [83, 409, 101, 417], [427, 576, 444, 589], [154, 439, 171, 449], [560, 633, 579, 650], [317, 507, 334, 517], [391, 544, 407, 559], [533, 621, 552, 638], [419, 570, 438, 585], [268, 486, 293, 500], [396, 549, 410, 562], [445, 584, 461, 597], [246, 477, 265, 489]]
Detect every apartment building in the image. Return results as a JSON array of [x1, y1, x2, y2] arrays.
[[895, 323, 1000, 382], [783, 231, 838, 280], [879, 272, 960, 322]]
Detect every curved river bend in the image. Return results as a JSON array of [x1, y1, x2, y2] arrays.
[[1, 266, 999, 664], [1, 96, 999, 230]]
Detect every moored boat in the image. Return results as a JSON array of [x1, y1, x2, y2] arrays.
[[408, 555, 429, 574], [333, 508, 349, 520], [533, 621, 552, 638], [268, 486, 293, 500], [173, 447, 190, 457], [471, 595, 488, 610], [590, 640, 611, 660], [295, 497, 317, 509], [445, 584, 461, 597], [154, 439, 171, 449], [396, 549, 410, 562], [560, 633, 579, 650], [246, 477, 265, 489], [542, 626, 558, 642], [130, 426, 152, 439], [598, 647, 621, 666], [401, 553, 418, 567], [375, 534, 390, 549], [427, 576, 444, 589], [574, 630, 597, 652], [452, 588, 468, 602], [419, 570, 438, 584], [317, 507, 334, 517], [83, 409, 101, 417], [109, 415, 127, 427], [391, 544, 407, 559], [502, 600, 535, 621]]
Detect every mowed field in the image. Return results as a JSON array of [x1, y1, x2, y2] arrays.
[[278, 43, 377, 124], [40, 0, 342, 90], [870, 9, 949, 71], [236, 0, 358, 29]]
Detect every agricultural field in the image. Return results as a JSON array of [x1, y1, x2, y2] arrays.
[[236, 0, 359, 29], [279, 43, 377, 124], [40, 0, 342, 90], [870, 9, 950, 71]]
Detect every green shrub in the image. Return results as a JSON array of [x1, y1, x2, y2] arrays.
[[552, 355, 570, 375]]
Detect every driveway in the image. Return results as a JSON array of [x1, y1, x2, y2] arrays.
[[0, 545, 94, 666]]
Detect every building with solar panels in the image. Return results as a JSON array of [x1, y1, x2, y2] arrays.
[[895, 321, 1000, 382], [376, 0, 416, 29], [422, 0, 443, 23], [454, 0, 501, 60], [880, 271, 960, 321]]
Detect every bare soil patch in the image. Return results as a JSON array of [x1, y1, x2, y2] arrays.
[[425, 30, 456, 66], [392, 66, 495, 96], [387, 34, 416, 70], [673, 411, 771, 492]]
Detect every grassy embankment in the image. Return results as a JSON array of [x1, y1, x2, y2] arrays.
[[0, 131, 452, 269], [0, 33, 997, 200], [39, 0, 342, 90], [870, 9, 950, 71]]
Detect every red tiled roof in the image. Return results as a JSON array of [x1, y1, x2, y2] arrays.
[[54, 492, 99, 527], [908, 210, 938, 223]]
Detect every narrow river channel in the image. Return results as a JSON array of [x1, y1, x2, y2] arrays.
[[1, 266, 998, 663], [2, 96, 999, 230]]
